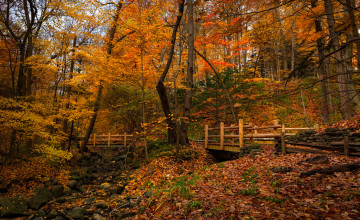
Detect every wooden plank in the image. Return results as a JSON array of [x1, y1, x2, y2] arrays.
[[220, 122, 224, 150], [206, 144, 241, 152], [239, 119, 244, 148], [246, 125, 282, 130], [284, 127, 314, 131], [205, 124, 209, 148]]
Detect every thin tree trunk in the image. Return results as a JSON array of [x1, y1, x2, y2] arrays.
[[312, 0, 329, 124], [80, 2, 123, 154], [180, 0, 195, 145], [156, 0, 185, 145]]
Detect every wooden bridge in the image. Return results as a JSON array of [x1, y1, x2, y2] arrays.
[[204, 119, 317, 154], [77, 133, 134, 148]]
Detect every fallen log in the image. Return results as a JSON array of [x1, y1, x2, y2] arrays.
[[300, 161, 360, 177]]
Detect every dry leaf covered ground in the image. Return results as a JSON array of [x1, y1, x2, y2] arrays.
[[124, 143, 360, 219]]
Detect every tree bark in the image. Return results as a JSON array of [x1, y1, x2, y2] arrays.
[[156, 0, 185, 144], [312, 0, 330, 124], [323, 0, 354, 119], [179, 0, 195, 145]]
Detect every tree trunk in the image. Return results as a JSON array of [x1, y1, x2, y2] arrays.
[[180, 0, 195, 145], [156, 0, 185, 144], [344, 0, 360, 71], [324, 0, 354, 119], [26, 35, 33, 96], [312, 0, 329, 124], [80, 2, 123, 154], [342, 0, 360, 107]]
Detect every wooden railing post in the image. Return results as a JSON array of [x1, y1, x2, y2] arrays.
[[124, 132, 127, 147], [205, 124, 209, 148], [281, 124, 286, 155], [273, 119, 279, 133], [314, 124, 319, 130], [108, 132, 111, 148], [239, 119, 244, 148], [93, 133, 96, 148], [220, 122, 224, 150], [230, 124, 235, 145], [344, 135, 349, 156]]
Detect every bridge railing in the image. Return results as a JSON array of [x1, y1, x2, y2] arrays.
[[205, 119, 318, 154], [77, 132, 133, 148]]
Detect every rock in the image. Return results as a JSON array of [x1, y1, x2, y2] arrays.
[[47, 210, 58, 219], [28, 187, 53, 210], [99, 182, 111, 189], [51, 185, 64, 198], [271, 167, 292, 173], [67, 180, 78, 189], [78, 187, 87, 193], [38, 209, 47, 217], [46, 178, 60, 186], [55, 197, 66, 203], [83, 197, 96, 205], [55, 216, 65, 220], [118, 212, 136, 219], [0, 197, 28, 217], [63, 187, 72, 195], [92, 213, 104, 220], [68, 207, 84, 219], [95, 201, 108, 209]]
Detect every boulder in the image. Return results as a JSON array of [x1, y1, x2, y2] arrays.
[[55, 216, 65, 220], [51, 185, 64, 198], [68, 207, 84, 219], [95, 201, 108, 209], [92, 213, 104, 220], [28, 187, 53, 210], [83, 197, 96, 205], [55, 197, 66, 203], [67, 180, 78, 189], [47, 210, 58, 219], [0, 197, 28, 217], [63, 187, 72, 195]]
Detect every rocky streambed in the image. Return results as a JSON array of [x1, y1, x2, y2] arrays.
[[0, 149, 145, 219]]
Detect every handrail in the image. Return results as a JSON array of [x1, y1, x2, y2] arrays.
[[204, 119, 319, 155]]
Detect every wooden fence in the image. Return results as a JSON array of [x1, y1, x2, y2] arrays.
[[77, 133, 133, 148], [204, 119, 317, 154]]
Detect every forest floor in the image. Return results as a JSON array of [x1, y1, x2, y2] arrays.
[[1, 141, 360, 219], [123, 143, 360, 219]]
